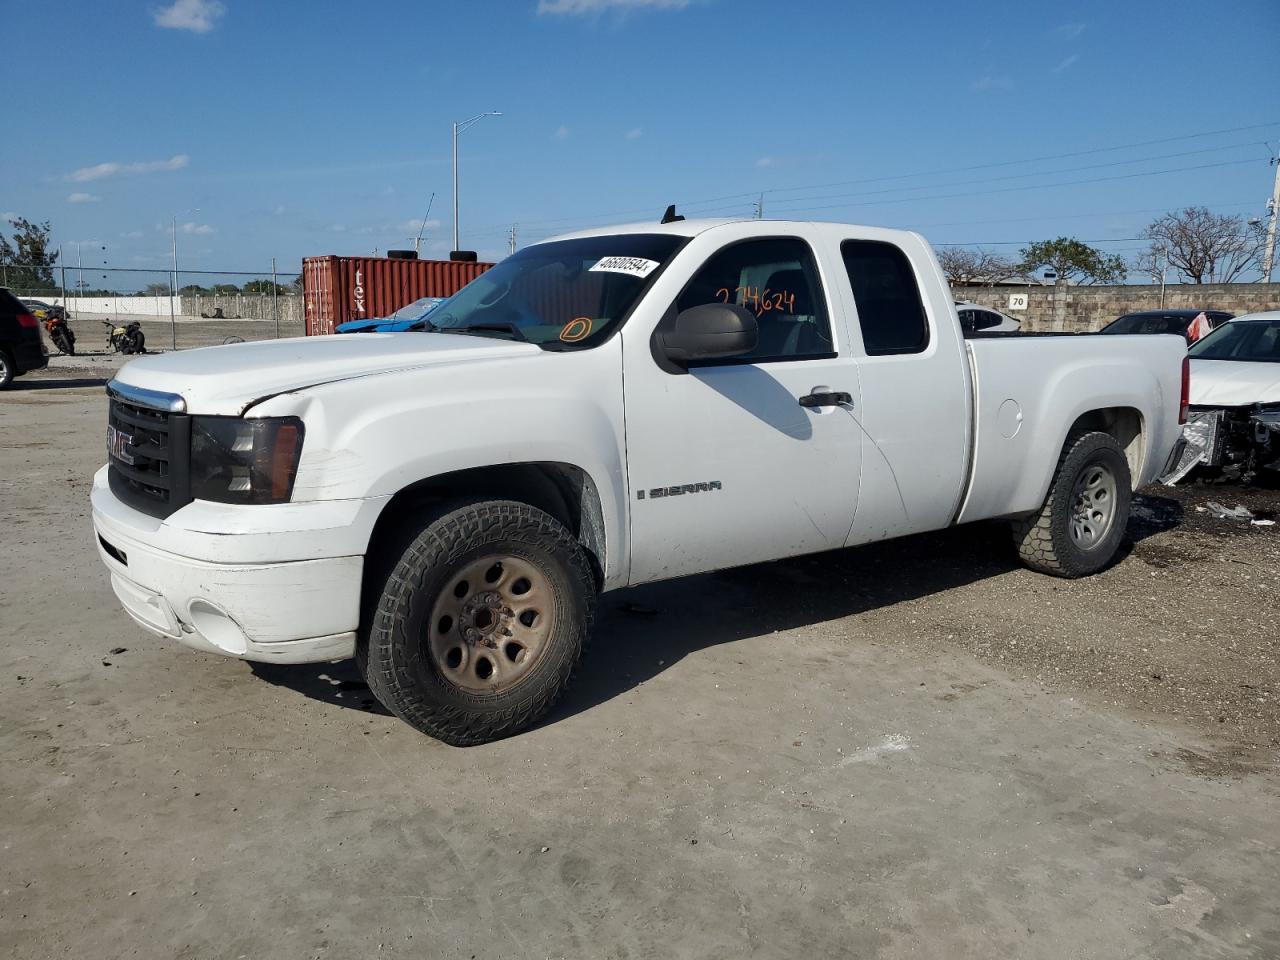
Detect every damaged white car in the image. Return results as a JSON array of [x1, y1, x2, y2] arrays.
[[1164, 311, 1280, 484]]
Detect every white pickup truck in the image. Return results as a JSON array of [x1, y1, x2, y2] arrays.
[[92, 217, 1188, 744]]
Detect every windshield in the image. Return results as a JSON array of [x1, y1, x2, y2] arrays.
[[1102, 314, 1188, 336], [1188, 319, 1280, 363], [426, 234, 685, 349], [389, 296, 443, 321]]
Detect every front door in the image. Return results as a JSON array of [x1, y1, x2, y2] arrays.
[[622, 236, 862, 584]]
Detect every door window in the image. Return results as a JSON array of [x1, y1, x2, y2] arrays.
[[674, 238, 834, 363], [841, 240, 929, 355]]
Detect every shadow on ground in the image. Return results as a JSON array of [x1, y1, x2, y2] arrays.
[[9, 376, 109, 391], [249, 498, 1180, 730]]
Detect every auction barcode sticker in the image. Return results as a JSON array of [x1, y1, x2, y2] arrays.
[[589, 256, 660, 278]]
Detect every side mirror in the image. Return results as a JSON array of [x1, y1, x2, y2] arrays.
[[658, 303, 758, 366]]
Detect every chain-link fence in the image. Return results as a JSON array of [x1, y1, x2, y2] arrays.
[[2, 262, 303, 351]]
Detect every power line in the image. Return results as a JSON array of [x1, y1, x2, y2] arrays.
[[765, 141, 1266, 209], [463, 120, 1279, 238], [771, 158, 1261, 216]]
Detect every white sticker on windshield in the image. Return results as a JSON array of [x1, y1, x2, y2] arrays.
[[589, 256, 660, 278]]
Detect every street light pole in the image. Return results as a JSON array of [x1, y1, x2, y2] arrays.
[[451, 111, 502, 253], [170, 216, 179, 350], [1262, 151, 1279, 284]]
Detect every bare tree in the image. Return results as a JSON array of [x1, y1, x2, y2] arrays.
[[1140, 207, 1266, 284], [937, 247, 1019, 286]]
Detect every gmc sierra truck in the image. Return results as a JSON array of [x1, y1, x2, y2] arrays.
[[92, 217, 1188, 744]]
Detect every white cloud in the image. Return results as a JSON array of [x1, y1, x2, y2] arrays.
[[154, 0, 226, 33], [756, 157, 774, 168], [625, 127, 643, 140], [1054, 22, 1086, 41], [67, 154, 189, 182], [120, 230, 145, 239], [970, 74, 1011, 93], [554, 125, 569, 139], [181, 222, 215, 235], [538, 0, 688, 13], [396, 217, 442, 234], [67, 192, 101, 203], [1053, 54, 1079, 73]]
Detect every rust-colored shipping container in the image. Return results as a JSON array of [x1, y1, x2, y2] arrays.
[[302, 255, 493, 335]]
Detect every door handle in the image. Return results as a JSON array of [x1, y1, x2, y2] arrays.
[[799, 386, 853, 408]]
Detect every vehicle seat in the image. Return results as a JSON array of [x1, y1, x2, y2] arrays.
[[758, 269, 821, 356]]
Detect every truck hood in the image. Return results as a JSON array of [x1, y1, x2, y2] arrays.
[[1188, 358, 1280, 407], [113, 333, 541, 415]]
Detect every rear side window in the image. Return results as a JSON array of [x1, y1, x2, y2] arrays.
[[840, 240, 929, 355], [974, 310, 1002, 330]]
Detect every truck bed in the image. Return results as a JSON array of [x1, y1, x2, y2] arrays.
[[955, 333, 1185, 525]]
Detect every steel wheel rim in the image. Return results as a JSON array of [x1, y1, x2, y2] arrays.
[[1070, 461, 1117, 549], [426, 555, 556, 693]]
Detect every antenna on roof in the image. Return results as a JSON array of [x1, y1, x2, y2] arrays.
[[660, 204, 684, 224]]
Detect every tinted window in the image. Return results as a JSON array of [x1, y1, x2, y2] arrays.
[[1188, 320, 1280, 362], [841, 240, 929, 355], [974, 310, 1002, 330], [958, 309, 976, 333], [1102, 314, 1189, 336], [675, 238, 833, 362]]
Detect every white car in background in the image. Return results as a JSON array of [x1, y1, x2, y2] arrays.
[[956, 301, 1021, 335], [1165, 311, 1280, 482]]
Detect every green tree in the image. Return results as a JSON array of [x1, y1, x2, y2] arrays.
[[0, 217, 60, 292], [209, 283, 241, 295], [1020, 237, 1127, 285], [243, 278, 289, 295], [179, 283, 211, 295], [143, 281, 173, 296]]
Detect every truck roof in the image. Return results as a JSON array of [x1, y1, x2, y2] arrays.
[[549, 217, 923, 245]]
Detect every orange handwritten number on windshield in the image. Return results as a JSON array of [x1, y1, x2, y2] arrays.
[[560, 317, 592, 342]]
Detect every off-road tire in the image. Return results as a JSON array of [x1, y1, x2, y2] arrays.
[[0, 349, 13, 389], [361, 500, 595, 745], [1012, 431, 1131, 578]]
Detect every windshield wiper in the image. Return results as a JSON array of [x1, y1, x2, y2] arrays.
[[451, 321, 529, 342], [407, 317, 438, 332]]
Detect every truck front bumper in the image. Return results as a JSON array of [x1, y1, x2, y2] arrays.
[[91, 467, 373, 663]]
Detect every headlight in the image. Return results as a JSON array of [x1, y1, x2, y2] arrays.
[[190, 416, 304, 504]]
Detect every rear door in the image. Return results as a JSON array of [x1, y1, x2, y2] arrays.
[[830, 236, 971, 545]]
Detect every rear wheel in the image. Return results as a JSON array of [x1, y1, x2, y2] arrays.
[[1012, 431, 1131, 578], [361, 500, 595, 745], [0, 349, 13, 389]]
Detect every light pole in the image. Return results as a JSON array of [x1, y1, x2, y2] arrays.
[[171, 209, 200, 349], [452, 111, 501, 253], [1262, 150, 1279, 284]]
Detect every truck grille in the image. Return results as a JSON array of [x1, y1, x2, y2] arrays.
[[106, 383, 191, 518]]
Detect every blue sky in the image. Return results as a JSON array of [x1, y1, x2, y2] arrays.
[[3, 0, 1278, 280]]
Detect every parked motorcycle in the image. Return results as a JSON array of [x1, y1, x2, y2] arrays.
[[102, 319, 146, 355], [45, 315, 76, 355]]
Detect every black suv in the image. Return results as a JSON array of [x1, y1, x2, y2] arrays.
[[0, 287, 49, 388]]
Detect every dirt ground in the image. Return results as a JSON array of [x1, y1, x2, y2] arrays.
[[1, 368, 1277, 959]]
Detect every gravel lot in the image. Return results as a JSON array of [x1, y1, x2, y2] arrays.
[[2, 367, 1277, 959]]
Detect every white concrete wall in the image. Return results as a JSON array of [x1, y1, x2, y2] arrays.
[[43, 295, 182, 317]]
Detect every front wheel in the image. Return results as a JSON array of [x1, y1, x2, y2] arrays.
[[1011, 431, 1132, 578], [0, 349, 13, 389], [361, 500, 596, 745]]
